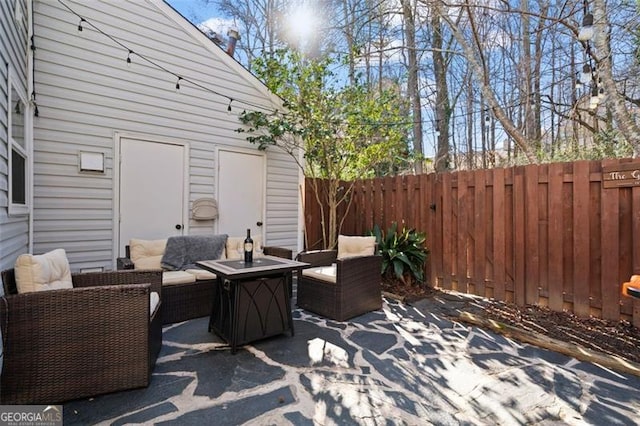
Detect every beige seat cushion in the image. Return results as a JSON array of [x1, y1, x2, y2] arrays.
[[337, 235, 376, 260], [184, 268, 217, 280], [130, 239, 167, 270], [302, 265, 337, 284], [226, 236, 264, 260], [162, 270, 197, 285], [14, 248, 73, 293], [150, 291, 160, 316]]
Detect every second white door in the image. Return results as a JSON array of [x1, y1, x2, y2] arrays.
[[217, 149, 264, 239]]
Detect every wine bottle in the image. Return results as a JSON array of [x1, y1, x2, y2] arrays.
[[244, 228, 253, 263]]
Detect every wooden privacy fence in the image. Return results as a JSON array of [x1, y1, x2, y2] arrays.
[[304, 159, 640, 326]]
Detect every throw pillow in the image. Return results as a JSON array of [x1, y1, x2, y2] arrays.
[[14, 248, 73, 293], [336, 235, 376, 260], [130, 238, 167, 270], [226, 236, 264, 260]]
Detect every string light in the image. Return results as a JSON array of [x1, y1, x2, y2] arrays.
[[57, 0, 552, 132], [31, 92, 39, 117], [598, 86, 605, 101], [578, 13, 594, 41], [575, 72, 583, 89], [580, 64, 592, 84], [77, 17, 85, 32], [57, 0, 278, 115], [589, 85, 600, 109]]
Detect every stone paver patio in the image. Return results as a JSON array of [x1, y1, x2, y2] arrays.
[[63, 296, 640, 425]]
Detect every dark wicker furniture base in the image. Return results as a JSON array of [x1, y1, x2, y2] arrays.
[[118, 245, 293, 325], [162, 279, 215, 324], [296, 250, 383, 321], [0, 269, 163, 404]]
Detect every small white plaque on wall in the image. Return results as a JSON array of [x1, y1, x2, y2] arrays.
[[79, 151, 105, 173]]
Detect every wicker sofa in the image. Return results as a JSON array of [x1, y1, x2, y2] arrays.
[[296, 236, 383, 321], [117, 236, 292, 324], [0, 269, 163, 404]]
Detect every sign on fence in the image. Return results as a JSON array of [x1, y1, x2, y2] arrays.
[[602, 162, 640, 188]]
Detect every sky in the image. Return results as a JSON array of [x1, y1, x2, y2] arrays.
[[166, 0, 220, 23], [164, 0, 440, 157], [166, 0, 237, 39]]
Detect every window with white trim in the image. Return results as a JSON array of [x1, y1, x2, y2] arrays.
[[8, 69, 29, 215]]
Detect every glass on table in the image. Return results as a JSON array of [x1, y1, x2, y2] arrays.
[[236, 243, 244, 261], [254, 241, 263, 262]]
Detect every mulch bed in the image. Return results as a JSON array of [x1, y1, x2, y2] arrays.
[[382, 278, 640, 367]]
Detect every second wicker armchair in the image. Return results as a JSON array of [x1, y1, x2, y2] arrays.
[[296, 236, 382, 321]]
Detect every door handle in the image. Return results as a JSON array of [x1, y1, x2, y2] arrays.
[[256, 221, 263, 227], [175, 224, 182, 230]]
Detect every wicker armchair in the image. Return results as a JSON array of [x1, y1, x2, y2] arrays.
[[296, 249, 383, 321], [0, 269, 163, 404]]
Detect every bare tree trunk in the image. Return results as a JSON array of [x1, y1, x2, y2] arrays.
[[432, 12, 450, 172], [401, 0, 424, 174], [341, 0, 356, 85], [378, 19, 384, 94], [436, 1, 535, 162], [521, 0, 536, 146], [365, 13, 372, 86], [532, 4, 548, 144], [481, 103, 488, 169], [550, 35, 557, 154], [591, 0, 640, 155], [466, 75, 474, 169]]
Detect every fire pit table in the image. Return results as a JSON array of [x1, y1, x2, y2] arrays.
[[197, 256, 309, 353]]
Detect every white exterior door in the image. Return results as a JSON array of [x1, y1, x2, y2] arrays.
[[119, 137, 186, 256], [217, 149, 264, 239]]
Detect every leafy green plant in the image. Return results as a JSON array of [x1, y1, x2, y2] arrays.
[[237, 48, 411, 249], [371, 222, 428, 283]]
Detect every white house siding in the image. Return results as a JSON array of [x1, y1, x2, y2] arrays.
[[0, 0, 30, 273], [32, 0, 300, 271]]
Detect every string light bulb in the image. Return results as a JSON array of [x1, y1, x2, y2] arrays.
[[175, 76, 182, 92], [578, 13, 594, 41], [589, 85, 600, 110], [598, 86, 605, 101], [575, 72, 583, 89], [580, 64, 592, 84], [227, 98, 233, 114], [31, 93, 39, 117], [60, 0, 277, 115]]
